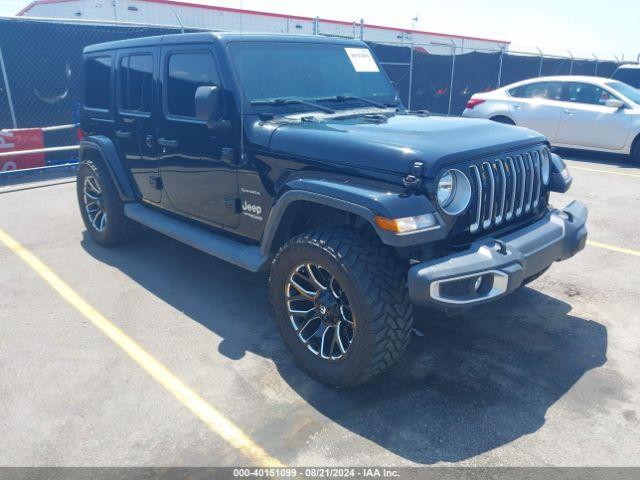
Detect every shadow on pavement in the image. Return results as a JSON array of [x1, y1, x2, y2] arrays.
[[554, 147, 638, 169], [82, 230, 608, 464]]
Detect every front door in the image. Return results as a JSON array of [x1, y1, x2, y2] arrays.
[[158, 46, 239, 228], [555, 82, 631, 150], [114, 48, 161, 203]]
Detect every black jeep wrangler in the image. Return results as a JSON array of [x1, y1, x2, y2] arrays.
[[78, 33, 587, 387]]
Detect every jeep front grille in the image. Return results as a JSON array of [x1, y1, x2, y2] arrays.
[[467, 147, 548, 234]]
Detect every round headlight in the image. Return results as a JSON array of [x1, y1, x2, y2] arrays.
[[437, 169, 471, 215], [541, 148, 551, 185]]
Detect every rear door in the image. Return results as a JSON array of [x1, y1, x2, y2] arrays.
[[508, 81, 564, 141], [115, 48, 161, 203], [157, 46, 239, 228], [555, 82, 631, 150]]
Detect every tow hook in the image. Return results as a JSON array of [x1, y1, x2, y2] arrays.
[[494, 239, 508, 255], [402, 161, 424, 196]]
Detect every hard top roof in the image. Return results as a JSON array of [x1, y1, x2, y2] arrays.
[[83, 31, 366, 53]]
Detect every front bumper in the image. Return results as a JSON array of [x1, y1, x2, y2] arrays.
[[408, 201, 588, 309]]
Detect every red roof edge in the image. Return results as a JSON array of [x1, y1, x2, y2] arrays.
[[18, 0, 511, 45]]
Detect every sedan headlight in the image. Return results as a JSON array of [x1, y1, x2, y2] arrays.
[[541, 147, 551, 185], [437, 169, 471, 215]]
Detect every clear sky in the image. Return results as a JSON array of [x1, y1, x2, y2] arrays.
[[1, 0, 638, 61]]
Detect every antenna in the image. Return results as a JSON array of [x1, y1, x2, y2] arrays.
[[174, 10, 185, 33]]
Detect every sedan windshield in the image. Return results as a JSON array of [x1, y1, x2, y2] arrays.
[[606, 81, 640, 105], [612, 68, 640, 88], [228, 42, 398, 109]]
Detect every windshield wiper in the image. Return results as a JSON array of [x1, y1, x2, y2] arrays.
[[315, 95, 390, 109], [250, 98, 335, 114]]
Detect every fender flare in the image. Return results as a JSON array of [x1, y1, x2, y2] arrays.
[[260, 177, 445, 255], [79, 136, 137, 201]]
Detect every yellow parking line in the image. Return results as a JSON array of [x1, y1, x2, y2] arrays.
[[587, 240, 640, 257], [568, 165, 640, 179], [0, 228, 284, 468]]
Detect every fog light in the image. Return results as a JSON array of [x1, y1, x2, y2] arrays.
[[473, 276, 483, 292]]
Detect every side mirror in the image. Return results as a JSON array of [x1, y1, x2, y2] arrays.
[[605, 98, 625, 109], [195, 85, 225, 128]]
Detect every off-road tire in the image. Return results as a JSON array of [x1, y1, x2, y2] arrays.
[[77, 159, 144, 246], [269, 227, 414, 388]]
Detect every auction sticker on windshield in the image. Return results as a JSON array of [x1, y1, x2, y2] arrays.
[[345, 48, 379, 72]]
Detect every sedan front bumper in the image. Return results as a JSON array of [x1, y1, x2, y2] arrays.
[[408, 201, 588, 309]]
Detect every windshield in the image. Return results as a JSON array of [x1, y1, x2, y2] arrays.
[[228, 41, 398, 109], [606, 81, 640, 105], [612, 68, 640, 89]]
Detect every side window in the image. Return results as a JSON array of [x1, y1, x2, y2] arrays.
[[509, 82, 563, 101], [166, 51, 219, 119], [119, 54, 154, 113], [563, 83, 618, 106], [509, 84, 529, 98], [84, 56, 111, 110]]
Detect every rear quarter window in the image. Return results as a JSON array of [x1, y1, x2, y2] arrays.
[[84, 56, 112, 110]]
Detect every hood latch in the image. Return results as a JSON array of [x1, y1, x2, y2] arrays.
[[402, 161, 424, 196]]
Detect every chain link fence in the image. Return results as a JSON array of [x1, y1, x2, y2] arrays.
[[370, 41, 621, 115], [0, 16, 623, 169], [0, 17, 204, 167]]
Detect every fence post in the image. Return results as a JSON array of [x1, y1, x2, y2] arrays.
[[312, 16, 319, 35], [568, 50, 574, 74], [536, 47, 544, 77], [408, 44, 414, 111], [0, 44, 17, 129], [407, 18, 417, 111], [497, 46, 505, 87], [448, 40, 456, 116], [592, 53, 599, 76], [360, 19, 364, 40]]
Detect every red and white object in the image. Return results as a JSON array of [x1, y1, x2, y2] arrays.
[[0, 128, 46, 171]]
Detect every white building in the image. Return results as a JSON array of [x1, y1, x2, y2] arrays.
[[17, 0, 510, 54]]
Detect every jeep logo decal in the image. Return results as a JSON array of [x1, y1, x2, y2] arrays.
[[241, 200, 263, 221]]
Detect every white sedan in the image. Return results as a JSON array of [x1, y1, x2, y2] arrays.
[[462, 75, 640, 161]]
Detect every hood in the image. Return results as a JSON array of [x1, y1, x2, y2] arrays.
[[260, 113, 546, 178]]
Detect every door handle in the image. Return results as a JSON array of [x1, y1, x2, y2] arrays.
[[563, 109, 575, 115], [115, 130, 132, 139], [145, 135, 154, 148], [158, 138, 179, 148], [512, 104, 523, 110]]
